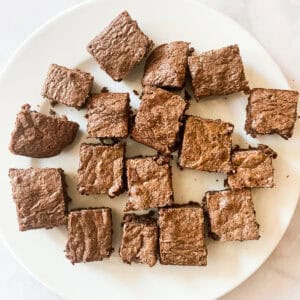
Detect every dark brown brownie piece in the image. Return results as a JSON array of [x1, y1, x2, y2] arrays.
[[8, 168, 70, 231], [77, 143, 124, 197], [178, 116, 233, 173], [132, 87, 187, 154], [158, 204, 207, 266], [142, 41, 189, 89], [87, 93, 129, 138], [125, 156, 173, 211], [87, 11, 153, 81], [227, 144, 277, 189], [9, 104, 79, 158], [204, 189, 259, 241], [188, 44, 249, 100], [245, 88, 299, 139], [66, 208, 113, 264], [119, 212, 158, 267]]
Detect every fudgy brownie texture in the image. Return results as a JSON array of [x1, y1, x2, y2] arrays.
[[77, 143, 124, 197], [158, 204, 207, 266], [9, 104, 79, 158], [119, 212, 158, 267], [245, 88, 299, 139], [204, 189, 259, 241], [188, 44, 249, 100], [132, 87, 187, 154], [125, 156, 173, 211], [42, 64, 94, 109], [227, 144, 277, 189], [178, 116, 233, 173], [87, 93, 129, 138], [8, 168, 69, 231], [87, 11, 153, 81], [66, 208, 113, 264], [142, 41, 189, 89]]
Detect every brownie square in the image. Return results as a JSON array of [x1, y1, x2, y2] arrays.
[[204, 189, 259, 241], [178, 116, 233, 173], [8, 168, 69, 231], [142, 41, 189, 89], [42, 64, 93, 109], [65, 208, 113, 264], [132, 87, 187, 154], [87, 93, 129, 139], [119, 212, 158, 267], [77, 143, 124, 197], [9, 104, 79, 158], [87, 11, 153, 81], [227, 144, 277, 189], [245, 88, 299, 139], [188, 44, 249, 100], [158, 204, 207, 266]]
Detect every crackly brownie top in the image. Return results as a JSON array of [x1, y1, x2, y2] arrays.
[[179, 116, 233, 173], [158, 206, 207, 266], [132, 87, 187, 154], [9, 104, 79, 158], [87, 93, 129, 138], [245, 88, 299, 139], [77, 143, 124, 197], [66, 208, 112, 264], [42, 64, 93, 109], [142, 41, 189, 88], [188, 44, 249, 99], [205, 189, 259, 241], [8, 168, 68, 231], [227, 144, 277, 189], [87, 11, 153, 81]]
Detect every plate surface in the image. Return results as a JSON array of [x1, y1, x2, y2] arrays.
[[0, 0, 299, 299]]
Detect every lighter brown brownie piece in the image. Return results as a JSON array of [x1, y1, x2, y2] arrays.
[[119, 213, 158, 267], [42, 64, 93, 109], [188, 44, 249, 100], [87, 93, 129, 138], [204, 189, 259, 241], [245, 88, 299, 139], [142, 41, 189, 89], [77, 143, 124, 197], [87, 11, 153, 81], [66, 208, 113, 264], [125, 156, 173, 211], [179, 116, 233, 173], [8, 168, 69, 231], [158, 205, 207, 266], [132, 87, 187, 154], [9, 104, 79, 158]]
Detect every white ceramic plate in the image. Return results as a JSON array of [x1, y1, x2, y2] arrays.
[[0, 0, 299, 299]]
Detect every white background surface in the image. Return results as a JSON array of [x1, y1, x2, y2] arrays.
[[0, 0, 299, 299]]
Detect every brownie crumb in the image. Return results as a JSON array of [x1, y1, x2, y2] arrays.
[[188, 47, 195, 55], [216, 179, 219, 182], [49, 109, 56, 116], [133, 89, 139, 96], [184, 89, 191, 101], [101, 87, 109, 93], [286, 175, 290, 178]]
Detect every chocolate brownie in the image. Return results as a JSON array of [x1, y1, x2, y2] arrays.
[[125, 156, 173, 211], [9, 104, 79, 158], [142, 41, 189, 89], [227, 144, 277, 189], [42, 64, 94, 109], [87, 11, 153, 81], [87, 93, 129, 138], [77, 143, 124, 197], [245, 88, 299, 139], [119, 212, 158, 267], [66, 208, 113, 264], [158, 204, 207, 266], [8, 168, 70, 231], [178, 116, 233, 173], [204, 189, 259, 241], [132, 87, 187, 154], [188, 44, 249, 100]]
